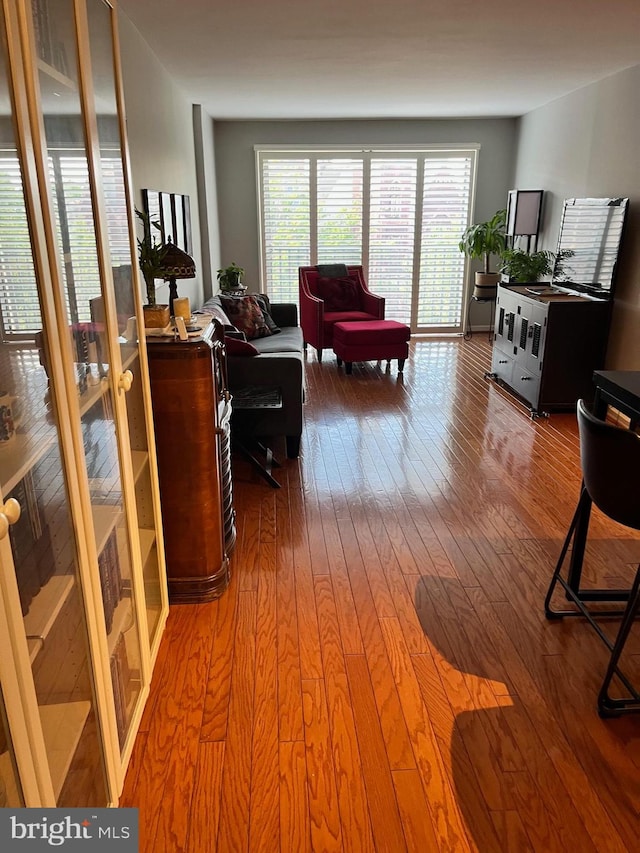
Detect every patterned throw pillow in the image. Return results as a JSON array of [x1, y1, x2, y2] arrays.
[[252, 293, 281, 334], [315, 276, 361, 312], [219, 294, 272, 340]]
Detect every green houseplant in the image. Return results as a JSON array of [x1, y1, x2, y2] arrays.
[[217, 262, 245, 293], [500, 248, 574, 282], [135, 207, 170, 327], [459, 209, 507, 298]]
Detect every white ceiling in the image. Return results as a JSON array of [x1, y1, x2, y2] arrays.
[[119, 0, 640, 120]]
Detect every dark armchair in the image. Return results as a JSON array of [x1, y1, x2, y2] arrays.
[[298, 264, 385, 362]]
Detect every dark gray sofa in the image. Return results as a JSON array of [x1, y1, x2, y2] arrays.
[[198, 297, 305, 458]]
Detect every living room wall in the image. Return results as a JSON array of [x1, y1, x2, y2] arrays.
[[513, 64, 640, 369], [117, 12, 205, 308], [213, 119, 518, 301]]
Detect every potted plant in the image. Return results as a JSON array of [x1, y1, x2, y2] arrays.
[[500, 248, 574, 282], [217, 262, 245, 293], [459, 209, 507, 299], [135, 207, 170, 327]]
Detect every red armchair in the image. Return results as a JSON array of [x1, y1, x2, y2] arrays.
[[298, 264, 385, 362]]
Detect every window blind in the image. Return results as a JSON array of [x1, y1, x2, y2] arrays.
[[317, 159, 363, 265], [261, 158, 310, 304], [0, 152, 129, 339], [417, 157, 472, 328], [0, 157, 42, 337]]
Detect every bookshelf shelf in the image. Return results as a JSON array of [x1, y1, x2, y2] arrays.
[[36, 58, 75, 91], [107, 595, 134, 658], [131, 450, 148, 484], [39, 701, 91, 800], [0, 431, 56, 496], [139, 528, 156, 569], [92, 504, 121, 554], [24, 574, 75, 664]]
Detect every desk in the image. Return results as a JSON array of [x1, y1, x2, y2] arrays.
[[567, 371, 640, 599]]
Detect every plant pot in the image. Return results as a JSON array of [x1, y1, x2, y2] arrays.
[[143, 304, 170, 328], [473, 272, 500, 300]]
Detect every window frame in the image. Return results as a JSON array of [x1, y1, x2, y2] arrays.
[[255, 143, 479, 334]]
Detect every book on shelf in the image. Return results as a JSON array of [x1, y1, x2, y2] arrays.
[[97, 527, 123, 634], [31, 0, 52, 65], [109, 650, 126, 749]]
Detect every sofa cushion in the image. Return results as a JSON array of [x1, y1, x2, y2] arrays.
[[219, 294, 272, 340], [250, 326, 304, 354], [316, 275, 361, 311]]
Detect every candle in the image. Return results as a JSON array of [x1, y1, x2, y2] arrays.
[[173, 296, 191, 321]]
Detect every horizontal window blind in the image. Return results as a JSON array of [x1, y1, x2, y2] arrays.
[[0, 157, 42, 338], [257, 147, 477, 331], [317, 159, 363, 265], [418, 157, 472, 327], [261, 158, 310, 304], [368, 158, 418, 325], [0, 152, 129, 339]]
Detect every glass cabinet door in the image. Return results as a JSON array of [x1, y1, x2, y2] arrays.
[[85, 0, 166, 656], [0, 0, 109, 806], [34, 0, 145, 755]]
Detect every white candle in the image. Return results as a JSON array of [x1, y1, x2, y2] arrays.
[[173, 296, 191, 321]]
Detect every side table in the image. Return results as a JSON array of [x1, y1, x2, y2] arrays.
[[232, 385, 283, 488], [464, 294, 496, 341]]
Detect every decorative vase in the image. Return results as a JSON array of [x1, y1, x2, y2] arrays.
[[473, 272, 500, 300], [143, 304, 170, 328]]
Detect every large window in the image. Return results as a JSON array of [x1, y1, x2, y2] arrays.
[[257, 146, 477, 332]]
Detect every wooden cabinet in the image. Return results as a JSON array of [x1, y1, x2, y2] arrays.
[[0, 0, 168, 807], [490, 284, 611, 415], [147, 323, 234, 602]]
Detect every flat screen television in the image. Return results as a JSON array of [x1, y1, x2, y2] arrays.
[[552, 197, 628, 298]]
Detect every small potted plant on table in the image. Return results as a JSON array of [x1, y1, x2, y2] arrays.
[[135, 207, 169, 327], [459, 209, 507, 299], [217, 262, 246, 294]]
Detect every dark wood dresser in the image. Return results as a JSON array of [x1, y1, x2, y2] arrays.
[[146, 321, 234, 602]]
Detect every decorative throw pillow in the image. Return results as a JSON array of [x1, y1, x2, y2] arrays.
[[315, 275, 361, 312], [224, 336, 258, 357], [219, 294, 272, 340], [252, 293, 281, 334]]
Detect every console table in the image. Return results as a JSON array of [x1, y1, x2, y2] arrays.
[[146, 322, 234, 601]]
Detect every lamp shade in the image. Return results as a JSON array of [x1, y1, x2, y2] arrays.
[[160, 239, 196, 280]]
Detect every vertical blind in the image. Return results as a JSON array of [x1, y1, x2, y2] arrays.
[[257, 147, 477, 331], [0, 151, 129, 339]]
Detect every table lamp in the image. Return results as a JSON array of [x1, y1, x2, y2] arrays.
[[159, 238, 196, 317]]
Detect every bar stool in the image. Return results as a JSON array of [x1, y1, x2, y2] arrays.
[[544, 399, 640, 716]]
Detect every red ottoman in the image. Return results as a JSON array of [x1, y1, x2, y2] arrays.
[[332, 320, 410, 374]]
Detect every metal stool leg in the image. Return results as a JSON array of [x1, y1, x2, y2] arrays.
[[598, 566, 640, 717]]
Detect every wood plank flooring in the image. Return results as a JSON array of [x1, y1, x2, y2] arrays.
[[120, 335, 640, 851]]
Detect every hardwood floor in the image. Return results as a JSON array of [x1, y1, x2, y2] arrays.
[[121, 335, 640, 851]]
